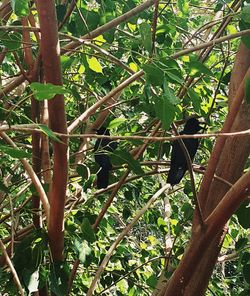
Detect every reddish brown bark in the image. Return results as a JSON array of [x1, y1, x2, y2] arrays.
[[0, 0, 12, 24], [162, 42, 250, 296], [36, 0, 68, 261], [0, 1, 12, 64], [205, 43, 250, 214]]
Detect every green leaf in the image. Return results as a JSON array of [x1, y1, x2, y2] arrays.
[[242, 35, 250, 49], [239, 20, 250, 48], [76, 164, 89, 179], [0, 181, 8, 193], [38, 124, 63, 143], [80, 218, 96, 243], [236, 201, 250, 229], [146, 274, 158, 288], [154, 95, 177, 130], [165, 71, 184, 85], [245, 77, 250, 104], [143, 64, 164, 86], [177, 0, 189, 14], [163, 82, 180, 105], [235, 237, 248, 251], [240, 5, 250, 23], [0, 145, 31, 159], [13, 229, 47, 272], [30, 83, 68, 101], [188, 89, 202, 112], [87, 57, 103, 73], [61, 55, 74, 73], [214, 3, 223, 13], [243, 264, 250, 284], [108, 117, 126, 129], [139, 23, 152, 53], [56, 4, 67, 22], [103, 28, 115, 43], [111, 150, 144, 175], [181, 203, 193, 220], [22, 269, 39, 294], [242, 252, 250, 265], [75, 240, 92, 263], [157, 217, 167, 228], [2, 32, 22, 50], [75, 9, 100, 36], [11, 0, 29, 16], [50, 262, 69, 296], [188, 61, 213, 77], [123, 206, 132, 220], [39, 267, 49, 290]]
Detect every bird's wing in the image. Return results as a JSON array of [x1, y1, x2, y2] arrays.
[[184, 138, 199, 160]]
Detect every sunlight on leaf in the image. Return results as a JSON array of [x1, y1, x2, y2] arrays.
[[94, 35, 106, 46], [128, 23, 136, 32], [87, 57, 103, 73], [108, 117, 126, 129], [11, 0, 29, 16], [129, 63, 138, 72], [139, 23, 152, 53]]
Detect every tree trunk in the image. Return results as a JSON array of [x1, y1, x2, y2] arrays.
[[36, 0, 68, 261]]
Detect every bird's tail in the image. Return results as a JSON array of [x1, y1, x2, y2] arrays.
[[96, 167, 110, 189], [167, 167, 185, 186]]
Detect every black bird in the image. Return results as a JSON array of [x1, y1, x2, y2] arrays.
[[167, 118, 202, 186], [94, 127, 117, 189]]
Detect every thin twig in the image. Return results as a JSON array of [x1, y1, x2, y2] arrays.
[[0, 132, 50, 221], [0, 239, 25, 296], [2, 124, 250, 141], [151, 0, 160, 55], [86, 184, 170, 296]]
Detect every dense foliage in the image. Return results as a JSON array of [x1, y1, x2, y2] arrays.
[[0, 0, 250, 295]]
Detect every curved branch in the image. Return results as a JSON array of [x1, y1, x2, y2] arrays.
[[198, 67, 250, 211], [0, 239, 24, 296], [67, 70, 143, 132], [0, 132, 50, 221], [87, 183, 170, 296], [62, 0, 155, 53], [205, 170, 250, 232]]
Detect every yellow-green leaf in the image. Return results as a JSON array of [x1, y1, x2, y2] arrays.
[[128, 23, 136, 32], [93, 35, 106, 46], [129, 63, 138, 72], [88, 57, 103, 73]]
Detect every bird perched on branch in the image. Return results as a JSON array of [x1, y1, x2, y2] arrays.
[[167, 118, 202, 186], [94, 127, 118, 189]]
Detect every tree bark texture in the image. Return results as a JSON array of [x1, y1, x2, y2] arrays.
[[36, 0, 68, 261]]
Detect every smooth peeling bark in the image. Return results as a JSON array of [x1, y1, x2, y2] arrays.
[[204, 43, 250, 215], [36, 0, 68, 261]]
